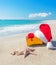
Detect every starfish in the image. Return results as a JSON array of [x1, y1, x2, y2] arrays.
[[11, 48, 37, 58]]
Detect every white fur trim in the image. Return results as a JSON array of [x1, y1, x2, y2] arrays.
[[34, 30, 48, 44], [46, 42, 53, 49]]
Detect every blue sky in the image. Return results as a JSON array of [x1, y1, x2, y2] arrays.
[[0, 0, 56, 19]]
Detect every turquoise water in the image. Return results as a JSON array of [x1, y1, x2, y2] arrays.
[[0, 20, 41, 27], [0, 20, 42, 37]]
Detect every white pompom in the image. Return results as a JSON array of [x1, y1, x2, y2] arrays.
[[46, 42, 53, 49]]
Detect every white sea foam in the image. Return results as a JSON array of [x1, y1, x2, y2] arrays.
[[0, 24, 40, 37]]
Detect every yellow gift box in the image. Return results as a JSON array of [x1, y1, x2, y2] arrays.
[[26, 36, 43, 46]]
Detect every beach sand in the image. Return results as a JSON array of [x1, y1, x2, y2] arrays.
[[0, 20, 56, 65]]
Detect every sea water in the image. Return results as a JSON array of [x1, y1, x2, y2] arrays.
[[0, 20, 42, 38]]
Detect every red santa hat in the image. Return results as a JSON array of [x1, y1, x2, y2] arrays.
[[39, 24, 52, 42], [34, 24, 53, 49]]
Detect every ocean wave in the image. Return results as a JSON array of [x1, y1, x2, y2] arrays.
[[0, 24, 40, 37]]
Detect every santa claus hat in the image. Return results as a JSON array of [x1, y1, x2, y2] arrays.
[[34, 24, 53, 49]]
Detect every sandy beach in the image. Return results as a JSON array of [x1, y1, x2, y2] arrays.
[[0, 20, 56, 65]]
